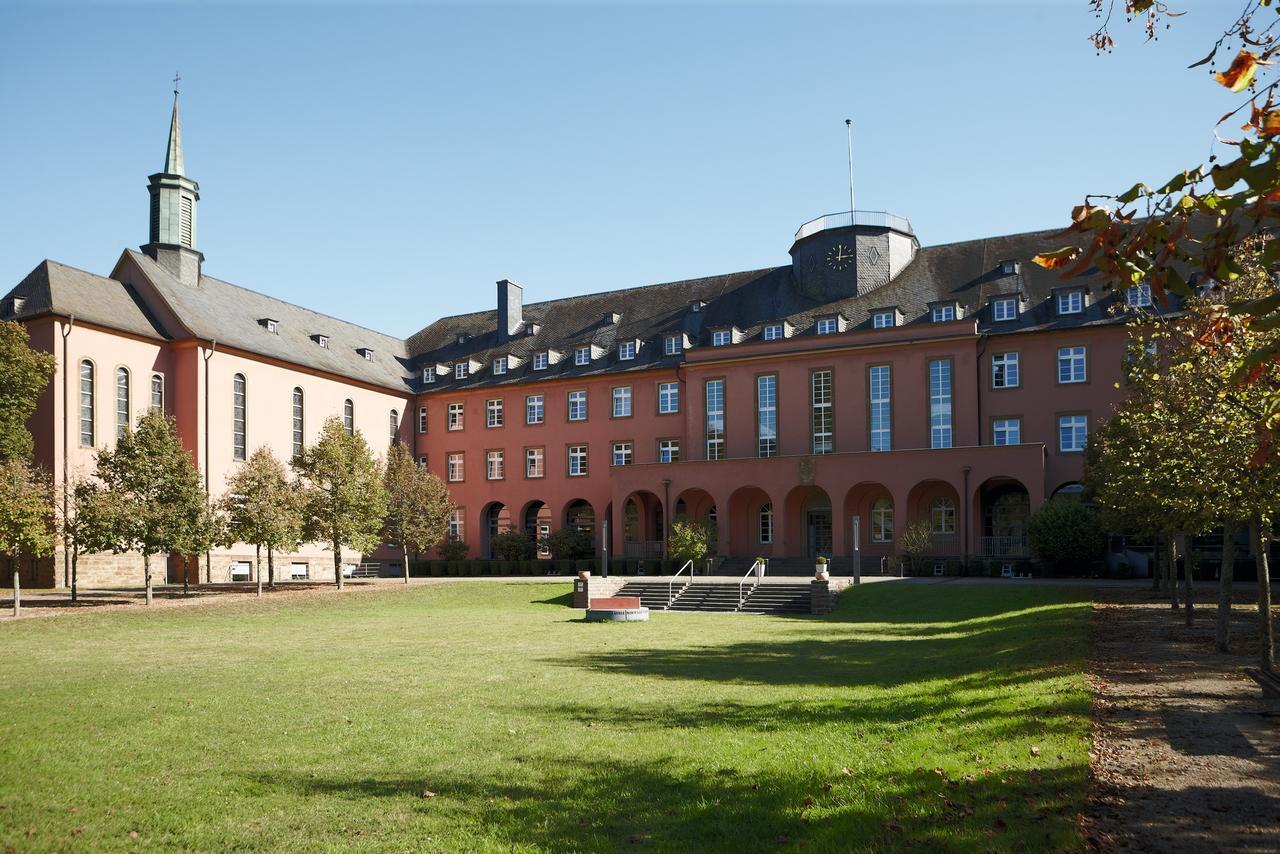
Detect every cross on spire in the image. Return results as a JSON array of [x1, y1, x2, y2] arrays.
[[173, 71, 181, 95]]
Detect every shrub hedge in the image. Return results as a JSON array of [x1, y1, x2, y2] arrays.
[[408, 558, 681, 577]]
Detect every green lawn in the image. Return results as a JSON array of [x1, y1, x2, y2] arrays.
[[0, 582, 1092, 852]]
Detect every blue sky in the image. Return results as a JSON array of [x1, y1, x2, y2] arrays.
[[0, 1, 1236, 337]]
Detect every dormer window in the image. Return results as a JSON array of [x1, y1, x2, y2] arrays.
[[422, 367, 436, 384], [1126, 284, 1153, 308], [872, 310, 896, 329], [763, 323, 784, 341], [931, 305, 957, 322], [815, 317, 839, 335], [455, 362, 469, 380], [1057, 290, 1084, 315], [314, 334, 329, 349], [456, 333, 470, 345], [574, 345, 591, 366], [689, 300, 705, 313], [663, 334, 683, 355], [711, 329, 732, 347], [492, 357, 508, 375], [7, 297, 26, 316], [604, 311, 621, 324], [618, 340, 637, 361], [358, 347, 374, 361], [992, 297, 1018, 322], [260, 318, 279, 334], [526, 322, 541, 336], [532, 351, 549, 370], [999, 259, 1021, 276]]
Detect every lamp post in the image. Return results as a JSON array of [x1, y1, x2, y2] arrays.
[[852, 515, 862, 585]]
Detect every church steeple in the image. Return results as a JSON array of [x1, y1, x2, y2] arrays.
[[143, 78, 203, 286]]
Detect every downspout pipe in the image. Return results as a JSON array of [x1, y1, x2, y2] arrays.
[[61, 316, 75, 588], [203, 341, 216, 583]]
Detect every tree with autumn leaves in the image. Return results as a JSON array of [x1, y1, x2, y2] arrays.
[[1086, 239, 1280, 670], [381, 440, 454, 584], [220, 447, 304, 596]]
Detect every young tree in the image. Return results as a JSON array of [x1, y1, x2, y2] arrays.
[[381, 441, 453, 583], [63, 477, 129, 603], [221, 447, 303, 596], [897, 520, 933, 577], [1026, 499, 1106, 576], [293, 416, 388, 590], [0, 321, 55, 465], [0, 460, 56, 589], [93, 410, 208, 605], [668, 519, 713, 567]]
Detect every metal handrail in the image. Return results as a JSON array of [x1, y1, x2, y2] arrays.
[[667, 559, 694, 610], [738, 559, 765, 611], [793, 210, 914, 242]]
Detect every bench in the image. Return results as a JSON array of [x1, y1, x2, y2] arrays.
[[1246, 667, 1280, 698]]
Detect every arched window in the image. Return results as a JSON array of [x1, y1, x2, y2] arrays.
[[758, 503, 773, 544], [78, 360, 94, 447], [931, 497, 956, 534], [115, 367, 130, 439], [389, 409, 399, 446], [291, 387, 305, 459], [232, 373, 246, 461], [871, 498, 894, 543], [343, 399, 354, 435], [150, 373, 164, 412]]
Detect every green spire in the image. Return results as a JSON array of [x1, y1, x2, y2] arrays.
[[163, 89, 183, 176]]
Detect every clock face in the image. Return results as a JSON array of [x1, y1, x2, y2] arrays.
[[826, 243, 854, 270]]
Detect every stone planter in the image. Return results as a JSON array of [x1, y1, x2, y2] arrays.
[[577, 570, 591, 580], [815, 568, 829, 581]]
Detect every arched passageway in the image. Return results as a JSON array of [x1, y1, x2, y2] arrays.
[[975, 478, 1031, 558], [783, 485, 832, 558]]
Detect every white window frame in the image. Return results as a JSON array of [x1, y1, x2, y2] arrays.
[[763, 323, 784, 341], [492, 357, 507, 375], [568, 390, 587, 422], [992, 352, 1019, 389], [447, 452, 464, 482], [568, 445, 588, 477], [454, 362, 469, 380], [993, 417, 1021, 446], [711, 329, 732, 347], [663, 334, 683, 355], [574, 346, 591, 366], [815, 317, 838, 335], [486, 398, 503, 428], [611, 441, 633, 466], [1057, 290, 1084, 315], [811, 369, 832, 454], [447, 402, 464, 431], [869, 365, 891, 452], [658, 438, 680, 463], [872, 311, 895, 329], [422, 367, 435, 384], [758, 503, 773, 544], [931, 305, 956, 323], [525, 447, 545, 478], [992, 298, 1018, 322], [871, 499, 894, 543], [928, 359, 953, 449], [417, 406, 427, 434], [757, 374, 777, 458], [1057, 346, 1087, 384], [532, 352, 549, 370], [658, 382, 679, 414], [525, 394, 544, 425], [1126, 284, 1153, 308], [705, 379, 725, 460], [612, 386, 632, 418], [486, 450, 504, 481], [1059, 415, 1088, 453], [618, 341, 636, 361]]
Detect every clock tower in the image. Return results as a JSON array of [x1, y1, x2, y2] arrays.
[[789, 211, 917, 302]]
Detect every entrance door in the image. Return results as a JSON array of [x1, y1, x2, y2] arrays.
[[806, 510, 833, 557]]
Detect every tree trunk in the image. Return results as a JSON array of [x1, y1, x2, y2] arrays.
[[182, 555, 189, 596], [70, 546, 78, 604], [1253, 519, 1275, 672], [1166, 535, 1179, 609], [144, 552, 153, 606], [334, 539, 343, 591], [12, 560, 19, 618], [267, 546, 275, 590], [1217, 523, 1236, 653], [1152, 535, 1162, 591], [1183, 540, 1194, 627], [255, 543, 262, 598], [403, 544, 410, 584]]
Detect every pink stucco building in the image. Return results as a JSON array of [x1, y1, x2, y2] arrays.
[[4, 95, 1141, 586]]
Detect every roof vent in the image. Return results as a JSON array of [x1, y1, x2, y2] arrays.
[[357, 347, 375, 361], [8, 296, 26, 317], [689, 300, 705, 313], [999, 259, 1021, 276], [526, 323, 541, 336], [259, 317, 279, 334], [604, 311, 621, 324], [312, 334, 329, 349]]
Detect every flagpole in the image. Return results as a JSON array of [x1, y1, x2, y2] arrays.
[[845, 118, 855, 218]]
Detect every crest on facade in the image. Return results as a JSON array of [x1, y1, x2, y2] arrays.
[[798, 457, 815, 485]]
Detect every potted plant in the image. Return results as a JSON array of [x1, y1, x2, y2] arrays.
[[815, 555, 829, 580], [754, 557, 767, 579]]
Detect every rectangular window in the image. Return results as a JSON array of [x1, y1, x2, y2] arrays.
[[574, 346, 591, 366], [757, 374, 777, 457], [568, 390, 587, 421], [455, 362, 469, 380], [417, 455, 428, 467], [1126, 284, 1152, 308], [448, 402, 464, 430], [992, 298, 1018, 321], [872, 310, 895, 329], [447, 452, 464, 482], [422, 367, 435, 384], [612, 441, 633, 466], [871, 502, 894, 543], [618, 341, 636, 360], [568, 444, 588, 477], [993, 417, 1021, 446], [525, 447, 545, 478], [1057, 291, 1083, 314], [448, 509, 464, 542], [711, 329, 731, 347], [492, 357, 507, 375], [664, 335, 683, 355], [485, 450, 504, 480], [1059, 414, 1088, 452], [612, 386, 632, 417], [759, 504, 773, 544], [929, 359, 953, 449], [992, 352, 1019, 389], [486, 398, 503, 428], [931, 305, 956, 322], [815, 317, 838, 335], [811, 369, 833, 454], [657, 382, 679, 414], [526, 394, 544, 425], [1057, 346, 1087, 383], [658, 438, 680, 463], [532, 352, 548, 370], [763, 323, 784, 341], [418, 406, 427, 433], [869, 365, 891, 452], [705, 379, 725, 460]]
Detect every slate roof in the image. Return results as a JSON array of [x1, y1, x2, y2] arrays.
[[404, 225, 1161, 393], [124, 250, 412, 391], [1, 260, 169, 340]]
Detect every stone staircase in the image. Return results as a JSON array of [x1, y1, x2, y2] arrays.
[[614, 579, 813, 615]]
